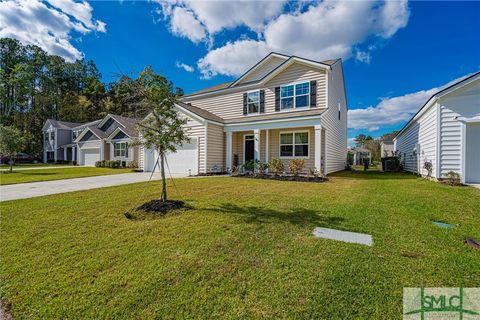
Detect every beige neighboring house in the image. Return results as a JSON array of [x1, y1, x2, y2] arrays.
[[140, 52, 348, 175]]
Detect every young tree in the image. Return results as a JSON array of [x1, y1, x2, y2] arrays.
[[135, 67, 187, 202], [0, 125, 26, 173]]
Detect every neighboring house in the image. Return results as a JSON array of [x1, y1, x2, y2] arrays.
[[139, 52, 348, 175], [380, 140, 395, 157], [349, 147, 371, 165], [394, 72, 480, 183], [42, 114, 139, 166]]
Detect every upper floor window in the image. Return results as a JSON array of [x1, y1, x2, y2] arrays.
[[280, 82, 310, 110], [114, 142, 128, 157], [50, 131, 55, 141], [73, 131, 78, 140], [247, 91, 260, 114]]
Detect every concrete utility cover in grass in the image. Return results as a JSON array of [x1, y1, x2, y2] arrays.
[[432, 221, 456, 229], [312, 227, 373, 246]]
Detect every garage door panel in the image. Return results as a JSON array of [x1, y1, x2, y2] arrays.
[[144, 139, 198, 175], [81, 149, 100, 166]]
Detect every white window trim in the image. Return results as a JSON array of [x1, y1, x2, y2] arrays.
[[280, 81, 311, 111], [279, 130, 310, 159], [113, 141, 128, 158], [246, 90, 261, 115]]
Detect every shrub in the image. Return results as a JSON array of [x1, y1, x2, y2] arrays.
[[72, 160, 77, 166], [268, 158, 284, 176], [445, 171, 461, 186], [288, 159, 305, 176], [242, 160, 255, 173], [95, 161, 102, 167], [121, 161, 126, 168], [128, 160, 138, 169], [254, 160, 268, 174], [113, 160, 121, 168], [308, 167, 323, 178]]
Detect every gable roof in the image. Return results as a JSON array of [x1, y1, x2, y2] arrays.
[[394, 71, 480, 140], [175, 101, 225, 123], [44, 119, 83, 130], [183, 53, 339, 98]]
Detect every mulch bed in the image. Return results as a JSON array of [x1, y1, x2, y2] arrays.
[[136, 199, 186, 214], [237, 174, 326, 183]]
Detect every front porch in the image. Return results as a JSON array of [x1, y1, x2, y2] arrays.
[[225, 118, 326, 174]]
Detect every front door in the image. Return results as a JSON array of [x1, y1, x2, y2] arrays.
[[244, 135, 254, 163]]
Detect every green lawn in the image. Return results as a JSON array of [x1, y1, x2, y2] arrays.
[[1, 171, 479, 318], [0, 163, 70, 169], [0, 167, 134, 185]]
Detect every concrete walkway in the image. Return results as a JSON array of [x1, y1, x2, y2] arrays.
[[0, 172, 189, 202], [467, 184, 480, 189]]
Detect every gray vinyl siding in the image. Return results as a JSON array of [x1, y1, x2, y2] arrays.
[[322, 62, 347, 174], [183, 62, 327, 120], [56, 129, 73, 146], [206, 123, 225, 172]]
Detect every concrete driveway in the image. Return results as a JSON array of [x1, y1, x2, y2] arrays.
[[0, 172, 189, 202]]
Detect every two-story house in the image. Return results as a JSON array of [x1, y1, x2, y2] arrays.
[[140, 52, 348, 175], [42, 114, 139, 166]]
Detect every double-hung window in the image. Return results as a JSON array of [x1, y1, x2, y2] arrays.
[[280, 82, 310, 110], [280, 132, 309, 157], [114, 142, 128, 157], [247, 91, 260, 114]]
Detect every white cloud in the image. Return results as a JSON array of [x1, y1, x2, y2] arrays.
[[156, 0, 286, 43], [0, 0, 105, 61], [176, 61, 194, 72], [169, 6, 206, 43], [197, 40, 269, 78], [355, 50, 372, 64], [192, 0, 410, 78], [348, 75, 470, 131]]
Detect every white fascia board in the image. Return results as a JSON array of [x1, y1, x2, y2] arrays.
[[97, 114, 125, 129], [224, 116, 322, 132], [106, 127, 131, 142], [395, 98, 438, 140], [182, 58, 332, 101], [229, 53, 289, 87], [74, 127, 102, 143], [174, 104, 206, 125], [455, 116, 480, 123], [436, 74, 480, 99]]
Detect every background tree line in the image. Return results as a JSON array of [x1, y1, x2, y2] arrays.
[[353, 131, 398, 163], [0, 37, 182, 157]]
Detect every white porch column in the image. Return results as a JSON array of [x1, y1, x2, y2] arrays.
[[226, 131, 233, 172], [253, 129, 260, 162], [314, 125, 322, 172], [265, 129, 270, 163]]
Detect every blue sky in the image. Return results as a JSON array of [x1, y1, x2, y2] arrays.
[[1, 1, 479, 144]]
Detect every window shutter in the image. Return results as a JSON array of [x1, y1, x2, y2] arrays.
[[243, 93, 248, 115], [275, 87, 280, 111], [310, 80, 317, 107], [125, 142, 129, 158], [259, 90, 265, 113]]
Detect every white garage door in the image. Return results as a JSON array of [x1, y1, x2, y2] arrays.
[[82, 149, 100, 166], [465, 123, 480, 183], [144, 139, 198, 175]]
